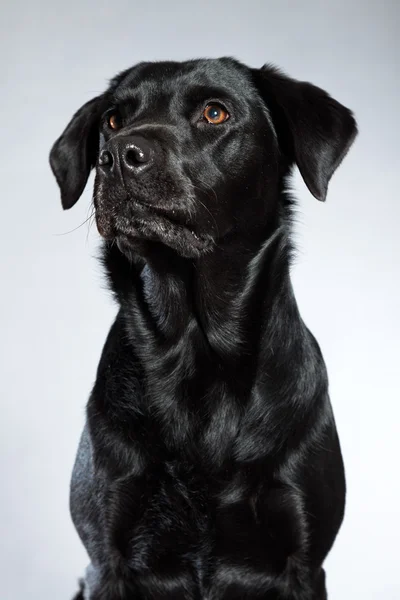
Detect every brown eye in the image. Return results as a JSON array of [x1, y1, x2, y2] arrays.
[[108, 113, 121, 130], [203, 104, 229, 124]]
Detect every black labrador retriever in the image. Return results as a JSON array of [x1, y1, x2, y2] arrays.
[[50, 58, 357, 600]]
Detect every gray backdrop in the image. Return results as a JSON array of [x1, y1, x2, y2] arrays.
[[1, 1, 399, 598]]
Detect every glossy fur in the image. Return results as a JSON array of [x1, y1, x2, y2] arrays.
[[50, 58, 357, 599]]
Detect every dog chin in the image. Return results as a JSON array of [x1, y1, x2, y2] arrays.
[[96, 213, 214, 258], [114, 226, 213, 259], [95, 197, 214, 259]]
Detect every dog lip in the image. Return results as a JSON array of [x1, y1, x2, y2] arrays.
[[133, 199, 190, 229], [129, 198, 209, 244], [95, 213, 115, 240]]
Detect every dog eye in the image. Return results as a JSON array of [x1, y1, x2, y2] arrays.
[[202, 104, 229, 124], [107, 112, 122, 131]]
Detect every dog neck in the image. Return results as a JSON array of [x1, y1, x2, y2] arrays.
[[103, 220, 307, 380]]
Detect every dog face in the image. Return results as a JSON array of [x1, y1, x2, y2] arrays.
[[50, 58, 356, 258]]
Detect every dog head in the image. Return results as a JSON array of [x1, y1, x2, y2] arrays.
[[50, 58, 357, 259]]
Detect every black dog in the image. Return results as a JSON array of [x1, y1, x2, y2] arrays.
[[50, 58, 357, 599]]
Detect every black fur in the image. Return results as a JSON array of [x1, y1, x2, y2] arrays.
[[50, 58, 357, 599]]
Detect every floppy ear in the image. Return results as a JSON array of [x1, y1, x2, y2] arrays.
[[253, 65, 357, 201], [49, 95, 104, 209]]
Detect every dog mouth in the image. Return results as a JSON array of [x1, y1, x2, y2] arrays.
[[96, 197, 214, 257]]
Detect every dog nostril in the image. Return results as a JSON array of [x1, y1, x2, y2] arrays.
[[99, 150, 113, 167], [125, 147, 150, 167]]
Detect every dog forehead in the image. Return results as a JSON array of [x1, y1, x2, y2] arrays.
[[111, 58, 254, 102]]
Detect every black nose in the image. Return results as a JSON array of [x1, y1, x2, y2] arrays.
[[98, 136, 154, 175]]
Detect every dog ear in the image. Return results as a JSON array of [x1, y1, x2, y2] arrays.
[[253, 65, 357, 201], [49, 95, 104, 209]]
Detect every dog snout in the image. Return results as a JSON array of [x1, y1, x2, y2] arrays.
[[99, 135, 155, 176]]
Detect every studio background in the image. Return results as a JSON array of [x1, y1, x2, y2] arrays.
[[1, 1, 398, 598]]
